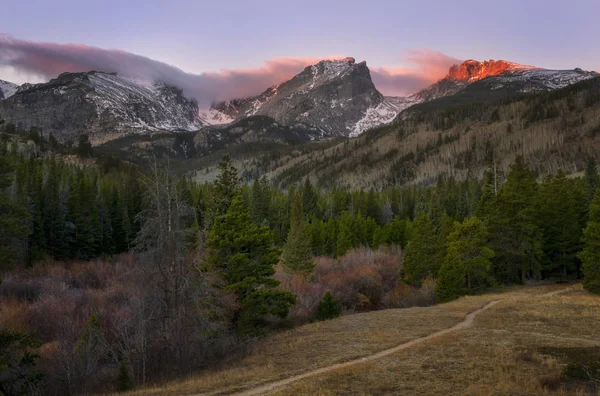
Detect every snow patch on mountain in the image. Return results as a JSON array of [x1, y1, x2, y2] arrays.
[[350, 96, 419, 137], [0, 80, 18, 100], [85, 72, 203, 131], [488, 68, 597, 92], [199, 107, 235, 125]]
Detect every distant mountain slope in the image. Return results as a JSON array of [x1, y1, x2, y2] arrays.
[[202, 59, 597, 142], [203, 58, 399, 138], [412, 60, 597, 105], [230, 76, 600, 189], [0, 71, 203, 144], [0, 79, 18, 100]]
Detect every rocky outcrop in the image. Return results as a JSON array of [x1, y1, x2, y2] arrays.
[[0, 79, 18, 100], [204, 58, 386, 137], [414, 59, 597, 103], [0, 71, 203, 144]]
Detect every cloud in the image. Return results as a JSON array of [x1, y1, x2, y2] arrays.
[[370, 50, 462, 96], [0, 35, 460, 105]]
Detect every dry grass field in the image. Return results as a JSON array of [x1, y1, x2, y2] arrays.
[[123, 283, 600, 396]]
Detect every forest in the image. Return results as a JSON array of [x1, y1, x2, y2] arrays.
[[1, 126, 600, 395]]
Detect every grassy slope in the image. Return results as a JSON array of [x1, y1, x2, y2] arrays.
[[127, 284, 600, 395], [276, 285, 600, 395]]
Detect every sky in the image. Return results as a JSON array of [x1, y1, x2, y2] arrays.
[[1, 0, 599, 105]]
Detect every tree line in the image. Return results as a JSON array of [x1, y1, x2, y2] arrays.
[[2, 129, 600, 393]]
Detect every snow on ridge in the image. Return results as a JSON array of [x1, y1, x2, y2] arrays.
[[85, 72, 203, 131], [199, 107, 235, 125], [350, 96, 419, 137], [0, 80, 18, 99]]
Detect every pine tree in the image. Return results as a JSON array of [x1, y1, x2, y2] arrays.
[[403, 213, 439, 286], [585, 157, 599, 204], [42, 157, 68, 259], [281, 194, 314, 274], [301, 178, 318, 220], [251, 176, 271, 225], [116, 357, 134, 392], [487, 157, 542, 283], [207, 195, 295, 334], [578, 189, 600, 294], [0, 143, 30, 268], [209, 154, 239, 227], [537, 170, 584, 277], [336, 212, 354, 257], [435, 217, 494, 302], [316, 291, 341, 320]]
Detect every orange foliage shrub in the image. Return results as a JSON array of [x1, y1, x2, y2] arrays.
[[276, 246, 436, 324]]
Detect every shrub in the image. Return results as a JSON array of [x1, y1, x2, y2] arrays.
[[316, 292, 341, 321]]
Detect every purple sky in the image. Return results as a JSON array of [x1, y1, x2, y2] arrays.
[[1, 0, 598, 104]]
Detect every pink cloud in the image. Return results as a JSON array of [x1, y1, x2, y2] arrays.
[[0, 35, 460, 104], [370, 50, 462, 96]]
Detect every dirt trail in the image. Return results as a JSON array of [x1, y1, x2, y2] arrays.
[[214, 287, 572, 396]]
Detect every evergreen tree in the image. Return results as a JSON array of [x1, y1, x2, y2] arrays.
[[435, 217, 494, 302], [207, 195, 295, 334], [209, 154, 239, 226], [316, 291, 342, 320], [76, 134, 93, 157], [487, 157, 542, 283], [475, 169, 498, 220], [116, 357, 134, 392], [301, 178, 318, 220], [585, 157, 599, 204], [578, 189, 600, 294], [0, 143, 30, 267], [403, 213, 439, 286], [281, 194, 314, 274], [537, 170, 584, 277], [251, 176, 271, 225], [336, 212, 354, 257]]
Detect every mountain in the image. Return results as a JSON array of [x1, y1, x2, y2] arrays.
[[246, 75, 600, 189], [412, 59, 597, 104], [0, 79, 18, 100], [202, 59, 597, 142], [0, 71, 203, 144], [202, 58, 413, 138]]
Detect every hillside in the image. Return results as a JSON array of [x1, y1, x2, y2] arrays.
[[132, 284, 600, 395], [235, 76, 600, 189]]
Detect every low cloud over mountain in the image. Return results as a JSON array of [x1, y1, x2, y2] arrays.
[[0, 35, 458, 105]]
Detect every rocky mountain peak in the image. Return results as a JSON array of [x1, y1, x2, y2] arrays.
[[0, 71, 202, 144], [447, 59, 535, 82]]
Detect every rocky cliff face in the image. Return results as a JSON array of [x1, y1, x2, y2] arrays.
[[414, 59, 597, 102], [0, 79, 18, 100], [0, 71, 203, 144], [203, 58, 391, 137]]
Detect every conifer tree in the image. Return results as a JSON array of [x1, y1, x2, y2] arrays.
[[301, 178, 318, 220], [281, 194, 314, 274], [537, 170, 584, 277], [578, 189, 600, 294], [435, 217, 494, 302], [487, 157, 542, 283], [336, 212, 354, 257], [0, 142, 29, 267], [251, 176, 271, 225], [585, 157, 599, 204], [403, 213, 439, 286], [209, 154, 239, 226], [316, 291, 341, 320], [207, 195, 295, 334]]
